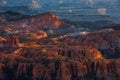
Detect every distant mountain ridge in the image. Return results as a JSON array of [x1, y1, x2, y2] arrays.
[[0, 0, 120, 23], [0, 11, 30, 22], [0, 6, 39, 15], [0, 11, 118, 32], [0, 11, 119, 39], [0, 11, 62, 29]]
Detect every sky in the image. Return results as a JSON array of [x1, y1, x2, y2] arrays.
[[0, 0, 120, 22]]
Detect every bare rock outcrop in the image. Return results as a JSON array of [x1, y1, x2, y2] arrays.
[[31, 30, 47, 39], [0, 36, 19, 47], [0, 58, 119, 80], [58, 47, 102, 60], [40, 30, 120, 59], [0, 13, 62, 31]]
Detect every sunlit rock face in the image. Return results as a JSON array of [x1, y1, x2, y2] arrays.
[[0, 29, 119, 80], [57, 47, 102, 60], [0, 12, 63, 39], [0, 12, 62, 30], [28, 13, 62, 28], [0, 36, 6, 41], [0, 1, 119, 80], [31, 30, 47, 39], [39, 29, 120, 59]]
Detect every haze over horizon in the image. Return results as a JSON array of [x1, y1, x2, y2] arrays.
[[0, 0, 120, 22]]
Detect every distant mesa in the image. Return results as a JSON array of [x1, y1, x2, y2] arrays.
[[0, 11, 63, 28], [29, 12, 62, 28]]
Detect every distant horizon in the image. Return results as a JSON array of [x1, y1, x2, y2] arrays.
[[1, 10, 120, 24], [0, 0, 120, 23]]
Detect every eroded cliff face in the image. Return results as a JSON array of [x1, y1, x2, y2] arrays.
[[57, 46, 102, 60], [0, 13, 63, 40], [0, 13, 62, 30], [5, 29, 116, 80], [0, 36, 19, 47], [0, 40, 108, 80], [0, 40, 119, 80], [0, 59, 120, 80], [39, 29, 120, 59], [0, 14, 119, 80]]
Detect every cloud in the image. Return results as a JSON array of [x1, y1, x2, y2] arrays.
[[98, 8, 107, 15], [59, 0, 63, 4], [3, 0, 7, 4], [30, 0, 41, 9], [88, 0, 94, 8], [0, 0, 7, 6], [69, 9, 72, 13]]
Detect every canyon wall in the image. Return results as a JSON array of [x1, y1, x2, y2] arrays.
[[0, 59, 119, 80]]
